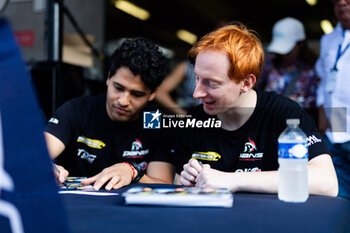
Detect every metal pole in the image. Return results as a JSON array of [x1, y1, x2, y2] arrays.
[[45, 0, 63, 114], [45, 0, 62, 62]]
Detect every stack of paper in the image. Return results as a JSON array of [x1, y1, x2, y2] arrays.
[[123, 187, 233, 208]]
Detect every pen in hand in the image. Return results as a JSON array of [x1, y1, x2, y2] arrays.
[[51, 161, 68, 188]]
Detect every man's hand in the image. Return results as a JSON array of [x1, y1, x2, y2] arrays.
[[52, 164, 69, 184], [195, 165, 234, 191], [180, 159, 203, 186], [81, 163, 134, 190]]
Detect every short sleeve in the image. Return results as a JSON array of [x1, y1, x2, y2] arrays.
[[299, 110, 330, 160], [44, 100, 78, 146], [279, 99, 330, 160], [147, 126, 177, 165]]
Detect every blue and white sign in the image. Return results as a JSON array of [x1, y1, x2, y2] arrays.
[[143, 110, 161, 129]]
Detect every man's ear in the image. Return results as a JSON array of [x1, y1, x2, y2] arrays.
[[148, 88, 158, 101], [240, 74, 256, 93], [106, 71, 111, 86]]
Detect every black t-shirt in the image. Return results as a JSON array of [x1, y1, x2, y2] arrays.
[[173, 89, 329, 174], [45, 94, 172, 177]]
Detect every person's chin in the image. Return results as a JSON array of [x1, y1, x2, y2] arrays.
[[112, 112, 134, 122], [203, 105, 219, 116]]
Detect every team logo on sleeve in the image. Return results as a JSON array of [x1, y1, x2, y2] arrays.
[[307, 135, 322, 146], [191, 151, 221, 161], [143, 110, 161, 129], [240, 138, 263, 161], [48, 117, 59, 124]]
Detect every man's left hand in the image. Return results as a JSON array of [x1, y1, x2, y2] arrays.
[[195, 165, 234, 191], [81, 163, 134, 190]]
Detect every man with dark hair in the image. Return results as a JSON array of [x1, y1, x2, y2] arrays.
[[45, 38, 175, 190]]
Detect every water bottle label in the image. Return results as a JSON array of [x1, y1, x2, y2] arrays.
[[278, 142, 308, 159]]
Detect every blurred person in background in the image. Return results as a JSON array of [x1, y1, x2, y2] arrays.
[[156, 60, 200, 115], [316, 0, 350, 200], [259, 17, 319, 122]]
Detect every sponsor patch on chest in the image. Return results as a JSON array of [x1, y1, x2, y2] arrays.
[[235, 167, 261, 172], [77, 136, 106, 149], [77, 149, 97, 163], [122, 139, 149, 158], [191, 151, 221, 161], [239, 138, 264, 161]]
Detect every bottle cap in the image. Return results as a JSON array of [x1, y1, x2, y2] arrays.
[[286, 118, 300, 125]]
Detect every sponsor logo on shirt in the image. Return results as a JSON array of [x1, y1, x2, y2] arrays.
[[239, 138, 263, 161], [77, 136, 106, 149], [131, 139, 142, 150], [244, 138, 257, 152], [77, 148, 97, 163], [235, 167, 261, 172], [123, 139, 149, 158], [307, 135, 322, 146], [191, 151, 221, 161], [48, 117, 59, 124]]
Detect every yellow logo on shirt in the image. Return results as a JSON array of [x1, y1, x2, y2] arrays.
[[77, 136, 106, 149], [191, 151, 221, 161]]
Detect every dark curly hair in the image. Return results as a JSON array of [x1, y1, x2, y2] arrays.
[[109, 38, 169, 92]]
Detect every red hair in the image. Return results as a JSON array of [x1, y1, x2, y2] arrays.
[[188, 23, 264, 84]]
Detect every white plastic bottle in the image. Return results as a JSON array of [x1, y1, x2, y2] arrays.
[[278, 118, 309, 202]]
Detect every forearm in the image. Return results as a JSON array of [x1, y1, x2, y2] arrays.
[[155, 93, 187, 115], [229, 169, 334, 195], [155, 61, 187, 114], [229, 155, 338, 196], [184, 155, 337, 196], [230, 171, 278, 193], [307, 154, 338, 196], [139, 175, 171, 184], [140, 161, 175, 184]]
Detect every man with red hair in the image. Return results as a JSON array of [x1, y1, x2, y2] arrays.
[[175, 23, 338, 197]]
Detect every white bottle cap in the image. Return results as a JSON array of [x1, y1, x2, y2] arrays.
[[286, 118, 300, 125]]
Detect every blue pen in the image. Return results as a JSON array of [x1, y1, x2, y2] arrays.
[[51, 161, 68, 188]]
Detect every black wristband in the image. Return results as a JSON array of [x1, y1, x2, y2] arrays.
[[131, 162, 144, 183]]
